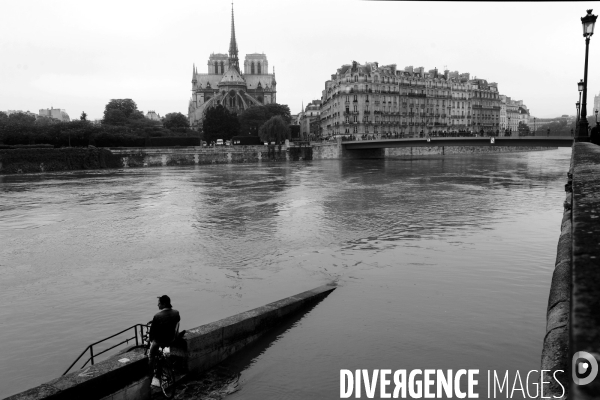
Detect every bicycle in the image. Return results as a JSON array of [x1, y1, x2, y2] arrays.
[[151, 346, 177, 399], [132, 322, 177, 399]]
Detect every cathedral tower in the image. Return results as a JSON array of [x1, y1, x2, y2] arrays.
[[188, 5, 277, 129]]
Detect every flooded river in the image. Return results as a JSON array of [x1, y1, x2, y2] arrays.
[[0, 148, 571, 398]]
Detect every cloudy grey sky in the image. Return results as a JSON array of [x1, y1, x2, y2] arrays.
[[0, 1, 597, 120]]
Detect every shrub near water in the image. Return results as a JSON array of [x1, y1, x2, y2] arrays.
[[0, 148, 122, 174]]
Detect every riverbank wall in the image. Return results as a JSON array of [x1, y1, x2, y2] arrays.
[[4, 284, 336, 400], [541, 142, 600, 399], [0, 147, 121, 174], [564, 143, 600, 400], [540, 161, 572, 397], [385, 145, 555, 157], [0, 143, 556, 174]]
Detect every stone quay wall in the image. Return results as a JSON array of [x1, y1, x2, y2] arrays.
[[540, 143, 600, 400], [184, 284, 336, 375], [539, 161, 572, 398], [0, 143, 557, 174], [385, 145, 555, 158], [110, 145, 292, 168], [4, 284, 336, 400], [566, 143, 600, 400], [0, 147, 121, 174]]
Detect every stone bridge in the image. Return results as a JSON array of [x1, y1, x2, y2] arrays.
[[341, 135, 573, 150]]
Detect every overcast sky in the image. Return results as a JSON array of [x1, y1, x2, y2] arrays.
[[0, 1, 597, 120]]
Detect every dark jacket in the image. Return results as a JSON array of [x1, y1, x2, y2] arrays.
[[591, 125, 600, 145], [149, 308, 180, 345]]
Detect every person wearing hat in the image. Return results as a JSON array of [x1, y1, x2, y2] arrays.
[[148, 295, 181, 367]]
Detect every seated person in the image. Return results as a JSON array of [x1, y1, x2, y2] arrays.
[[148, 295, 180, 367], [591, 124, 600, 145]]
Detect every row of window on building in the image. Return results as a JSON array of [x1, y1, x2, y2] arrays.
[[315, 61, 530, 138]]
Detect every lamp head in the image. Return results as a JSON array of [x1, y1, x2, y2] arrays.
[[582, 9, 598, 37], [578, 79, 585, 92]]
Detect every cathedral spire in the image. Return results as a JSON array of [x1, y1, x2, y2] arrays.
[[228, 3, 239, 70]]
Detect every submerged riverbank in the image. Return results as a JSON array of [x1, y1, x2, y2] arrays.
[[0, 143, 555, 174]]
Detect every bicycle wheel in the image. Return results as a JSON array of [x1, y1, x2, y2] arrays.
[[159, 363, 176, 399]]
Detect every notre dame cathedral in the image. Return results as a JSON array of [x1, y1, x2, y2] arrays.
[[188, 5, 277, 130]]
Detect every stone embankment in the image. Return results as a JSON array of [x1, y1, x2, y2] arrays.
[[385, 145, 554, 157], [0, 147, 121, 174], [4, 284, 336, 400], [567, 143, 600, 400], [541, 143, 600, 400], [540, 161, 572, 398], [0, 142, 556, 174]]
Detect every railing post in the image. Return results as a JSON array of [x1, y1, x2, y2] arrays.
[[135, 325, 139, 347], [90, 346, 94, 366]]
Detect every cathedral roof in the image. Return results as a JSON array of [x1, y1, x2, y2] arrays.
[[244, 74, 275, 90], [195, 74, 221, 89], [218, 64, 246, 86]]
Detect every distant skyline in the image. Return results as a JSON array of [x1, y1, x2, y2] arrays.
[[0, 1, 597, 120]]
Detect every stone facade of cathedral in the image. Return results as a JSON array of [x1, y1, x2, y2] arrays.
[[188, 6, 277, 130]]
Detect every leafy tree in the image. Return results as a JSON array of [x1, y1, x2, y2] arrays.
[[163, 112, 190, 130], [239, 103, 291, 136], [80, 111, 87, 121], [7, 112, 36, 126], [103, 109, 128, 126], [128, 110, 145, 120], [239, 106, 267, 136], [518, 121, 531, 136], [258, 115, 290, 144], [202, 105, 240, 143], [35, 116, 59, 126], [0, 111, 7, 125], [264, 103, 292, 125], [102, 99, 139, 124]]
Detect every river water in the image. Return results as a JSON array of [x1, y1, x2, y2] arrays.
[[0, 148, 570, 398]]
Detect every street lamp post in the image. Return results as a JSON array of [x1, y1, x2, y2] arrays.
[[534, 117, 536, 136], [576, 101, 581, 135], [577, 9, 598, 141], [596, 109, 598, 124]]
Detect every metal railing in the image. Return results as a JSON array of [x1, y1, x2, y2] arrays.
[[63, 322, 151, 376]]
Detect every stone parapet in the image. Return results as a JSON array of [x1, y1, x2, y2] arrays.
[[4, 348, 150, 400], [386, 146, 555, 158], [183, 284, 336, 375], [540, 172, 572, 399], [570, 143, 600, 399]]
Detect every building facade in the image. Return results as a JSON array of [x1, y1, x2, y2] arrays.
[[298, 100, 321, 140], [145, 111, 161, 122], [320, 61, 513, 138], [188, 6, 276, 130], [38, 107, 70, 122], [501, 97, 530, 135], [470, 80, 501, 135]]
